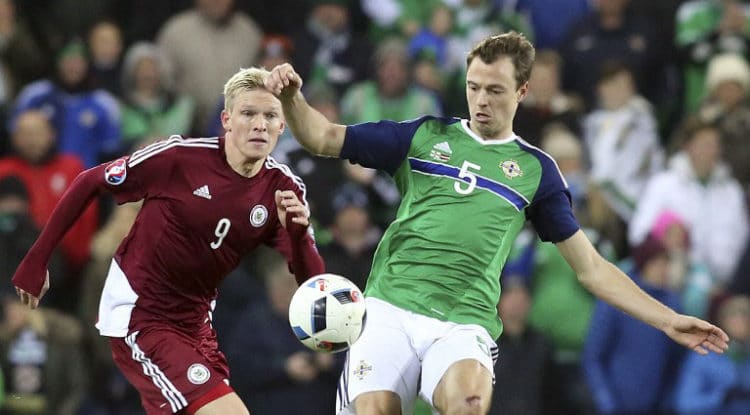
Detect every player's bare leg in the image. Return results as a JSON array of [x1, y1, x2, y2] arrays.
[[432, 359, 492, 415], [354, 390, 402, 415], [193, 392, 250, 415]]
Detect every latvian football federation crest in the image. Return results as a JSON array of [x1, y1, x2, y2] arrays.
[[250, 205, 268, 227], [187, 363, 210, 385], [499, 160, 523, 179], [430, 141, 453, 162]]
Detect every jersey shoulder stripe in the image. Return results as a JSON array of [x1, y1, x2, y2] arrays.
[[515, 137, 568, 188], [408, 157, 530, 211], [265, 156, 308, 207], [128, 136, 219, 167]]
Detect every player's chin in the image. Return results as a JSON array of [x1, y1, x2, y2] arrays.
[[241, 147, 270, 161]]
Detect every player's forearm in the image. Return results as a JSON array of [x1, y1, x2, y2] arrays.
[[282, 92, 345, 157], [578, 258, 678, 332], [289, 232, 325, 285], [12, 165, 105, 296]]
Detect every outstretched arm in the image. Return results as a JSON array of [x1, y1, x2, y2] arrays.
[[265, 63, 347, 157], [557, 230, 729, 355], [13, 164, 108, 307]]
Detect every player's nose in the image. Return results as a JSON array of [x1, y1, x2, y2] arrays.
[[251, 116, 268, 132]]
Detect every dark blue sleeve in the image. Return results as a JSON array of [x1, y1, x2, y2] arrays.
[[341, 116, 439, 175], [520, 142, 580, 242]]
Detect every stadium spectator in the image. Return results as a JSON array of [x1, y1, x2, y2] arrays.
[[629, 118, 748, 287], [0, 0, 50, 99], [510, 0, 591, 49], [119, 42, 195, 148], [513, 50, 585, 146], [584, 61, 663, 222], [9, 38, 122, 168], [157, 0, 263, 132], [490, 276, 558, 415], [649, 210, 714, 319], [0, 110, 97, 295], [87, 20, 124, 97], [697, 53, 750, 191], [0, 291, 87, 415], [318, 189, 381, 290], [675, 0, 750, 113], [559, 0, 664, 109], [674, 295, 750, 415], [340, 37, 441, 124], [291, 0, 373, 98], [584, 236, 685, 415]]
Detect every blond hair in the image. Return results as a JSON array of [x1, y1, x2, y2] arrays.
[[223, 67, 271, 111]]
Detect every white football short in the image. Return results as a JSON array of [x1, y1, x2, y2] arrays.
[[336, 297, 498, 414]]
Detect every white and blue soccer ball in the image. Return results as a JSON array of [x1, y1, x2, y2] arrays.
[[288, 273, 367, 353]]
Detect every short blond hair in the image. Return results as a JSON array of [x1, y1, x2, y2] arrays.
[[223, 67, 271, 111]]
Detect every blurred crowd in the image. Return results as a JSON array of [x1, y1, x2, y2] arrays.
[[1, 0, 750, 414]]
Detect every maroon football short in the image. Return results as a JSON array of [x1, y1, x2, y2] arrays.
[[109, 326, 232, 414]]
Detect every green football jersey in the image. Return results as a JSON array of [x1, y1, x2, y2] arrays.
[[341, 117, 578, 338]]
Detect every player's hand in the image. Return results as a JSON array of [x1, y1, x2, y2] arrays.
[[275, 190, 309, 229], [265, 63, 303, 101], [663, 314, 730, 355], [14, 270, 49, 309]]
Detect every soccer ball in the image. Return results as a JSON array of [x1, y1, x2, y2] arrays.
[[288, 274, 367, 353]]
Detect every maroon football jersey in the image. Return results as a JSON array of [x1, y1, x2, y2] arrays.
[[96, 136, 314, 336]]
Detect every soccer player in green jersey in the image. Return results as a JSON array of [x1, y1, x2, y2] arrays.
[[265, 32, 730, 415]]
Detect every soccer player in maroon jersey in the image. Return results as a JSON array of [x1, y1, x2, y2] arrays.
[[11, 67, 325, 415]]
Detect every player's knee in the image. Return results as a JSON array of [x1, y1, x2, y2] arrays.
[[354, 391, 401, 415], [441, 395, 487, 415]]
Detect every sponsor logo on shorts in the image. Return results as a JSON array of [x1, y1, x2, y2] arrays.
[[104, 158, 128, 185], [353, 360, 372, 380], [249, 205, 268, 227], [187, 363, 210, 385]]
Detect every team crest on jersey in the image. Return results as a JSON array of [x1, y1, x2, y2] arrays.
[[430, 141, 453, 162], [499, 160, 523, 179], [187, 363, 210, 385], [104, 158, 128, 185], [249, 205, 268, 227], [353, 360, 372, 380]]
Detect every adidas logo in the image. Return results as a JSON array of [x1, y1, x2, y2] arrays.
[[193, 185, 212, 200], [433, 141, 452, 154]]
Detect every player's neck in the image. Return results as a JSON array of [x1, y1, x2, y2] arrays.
[[224, 140, 263, 178], [468, 120, 513, 141]]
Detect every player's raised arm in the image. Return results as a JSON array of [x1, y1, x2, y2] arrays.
[[264, 63, 347, 158], [556, 230, 730, 355]]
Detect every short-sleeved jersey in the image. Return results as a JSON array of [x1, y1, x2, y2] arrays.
[[96, 135, 310, 337], [341, 117, 579, 338]]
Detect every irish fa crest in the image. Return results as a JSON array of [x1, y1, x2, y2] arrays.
[[250, 205, 268, 227], [353, 360, 372, 380], [499, 160, 523, 179]]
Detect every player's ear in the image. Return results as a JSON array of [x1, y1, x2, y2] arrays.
[[220, 109, 231, 132], [517, 81, 529, 103]]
